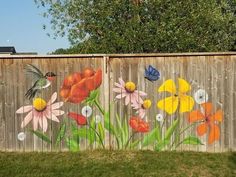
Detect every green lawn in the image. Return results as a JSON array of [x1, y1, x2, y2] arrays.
[[0, 151, 235, 177]]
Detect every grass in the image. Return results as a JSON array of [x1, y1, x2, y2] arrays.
[[0, 151, 235, 177]]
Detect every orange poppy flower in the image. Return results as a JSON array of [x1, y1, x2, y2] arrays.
[[188, 102, 223, 144], [129, 116, 149, 133], [60, 68, 102, 104]]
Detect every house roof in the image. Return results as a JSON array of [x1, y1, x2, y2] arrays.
[[0, 46, 16, 54]]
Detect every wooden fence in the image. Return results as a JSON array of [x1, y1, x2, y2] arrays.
[[0, 53, 236, 152]]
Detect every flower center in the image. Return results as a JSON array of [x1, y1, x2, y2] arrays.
[[205, 116, 210, 123], [142, 99, 152, 109], [33, 98, 47, 112], [125, 82, 136, 93]]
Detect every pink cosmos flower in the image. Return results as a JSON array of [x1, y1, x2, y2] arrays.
[[131, 99, 152, 118], [113, 77, 147, 105], [16, 92, 64, 132]]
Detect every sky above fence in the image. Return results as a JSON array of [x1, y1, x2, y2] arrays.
[[0, 0, 69, 54]]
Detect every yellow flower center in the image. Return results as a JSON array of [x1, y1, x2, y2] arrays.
[[125, 82, 136, 93], [142, 99, 152, 109], [33, 98, 47, 111]]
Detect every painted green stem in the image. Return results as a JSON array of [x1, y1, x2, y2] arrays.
[[89, 125, 105, 149], [174, 140, 184, 149], [94, 99, 121, 149], [125, 132, 136, 149], [171, 121, 201, 149], [94, 99, 105, 115], [179, 121, 201, 135]]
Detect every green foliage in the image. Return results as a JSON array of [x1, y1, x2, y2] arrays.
[[55, 123, 66, 146], [65, 138, 80, 152], [182, 136, 204, 145], [35, 0, 236, 53], [30, 130, 51, 144], [155, 139, 170, 151], [114, 114, 130, 149], [84, 90, 99, 106], [164, 118, 180, 141], [142, 126, 161, 147]]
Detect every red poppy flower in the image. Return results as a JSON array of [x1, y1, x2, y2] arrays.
[[188, 102, 223, 144], [129, 116, 149, 133], [60, 68, 102, 104], [68, 112, 87, 125]]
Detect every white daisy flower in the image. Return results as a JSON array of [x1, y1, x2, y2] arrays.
[[156, 114, 164, 122], [81, 105, 93, 117], [194, 89, 208, 104], [17, 132, 26, 141]]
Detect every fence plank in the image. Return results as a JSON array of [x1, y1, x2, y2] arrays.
[[0, 54, 235, 152]]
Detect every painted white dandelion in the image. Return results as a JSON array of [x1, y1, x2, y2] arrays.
[[194, 89, 208, 104], [17, 132, 26, 141], [81, 105, 92, 117], [156, 114, 164, 122]]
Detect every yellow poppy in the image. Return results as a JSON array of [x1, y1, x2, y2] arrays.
[[157, 78, 194, 114]]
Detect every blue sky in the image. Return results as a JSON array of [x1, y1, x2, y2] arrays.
[[0, 0, 70, 54]]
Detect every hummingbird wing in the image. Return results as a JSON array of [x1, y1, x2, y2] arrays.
[[24, 64, 44, 81]]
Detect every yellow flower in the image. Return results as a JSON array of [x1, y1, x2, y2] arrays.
[[33, 98, 47, 111], [142, 99, 152, 109], [157, 78, 194, 115]]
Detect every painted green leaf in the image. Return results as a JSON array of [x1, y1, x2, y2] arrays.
[[104, 110, 116, 135], [85, 89, 99, 105], [164, 118, 180, 141], [73, 127, 95, 144], [55, 123, 66, 145], [30, 130, 51, 144], [155, 139, 170, 151], [115, 114, 125, 144], [142, 126, 161, 147], [182, 136, 204, 145], [130, 139, 141, 149], [66, 138, 80, 152], [123, 116, 129, 142], [97, 123, 105, 141]]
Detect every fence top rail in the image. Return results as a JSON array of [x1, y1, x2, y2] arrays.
[[1, 52, 236, 59]]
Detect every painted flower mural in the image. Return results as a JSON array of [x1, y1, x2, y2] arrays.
[[68, 112, 87, 126], [113, 77, 147, 105], [16, 92, 64, 132], [156, 113, 164, 122], [194, 89, 209, 104], [129, 116, 149, 133], [188, 102, 223, 144], [157, 78, 194, 115], [15, 63, 224, 151], [60, 68, 102, 103], [131, 99, 152, 118]]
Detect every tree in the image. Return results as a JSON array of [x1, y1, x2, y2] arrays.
[[35, 0, 236, 53]]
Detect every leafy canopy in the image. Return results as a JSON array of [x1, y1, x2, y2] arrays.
[[35, 0, 236, 53]]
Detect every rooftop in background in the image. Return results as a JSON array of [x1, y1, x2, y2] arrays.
[[0, 46, 37, 55], [0, 46, 16, 54]]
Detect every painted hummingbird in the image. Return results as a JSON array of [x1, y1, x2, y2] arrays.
[[24, 64, 56, 99]]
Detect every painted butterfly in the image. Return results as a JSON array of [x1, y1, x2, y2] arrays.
[[144, 65, 160, 82]]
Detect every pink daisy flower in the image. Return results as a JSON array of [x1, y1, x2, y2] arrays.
[[16, 92, 64, 132], [113, 77, 147, 105], [131, 99, 152, 118]]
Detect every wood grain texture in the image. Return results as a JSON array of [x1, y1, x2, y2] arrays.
[[0, 54, 235, 152]]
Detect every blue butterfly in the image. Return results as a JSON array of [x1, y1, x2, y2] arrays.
[[144, 65, 160, 82]]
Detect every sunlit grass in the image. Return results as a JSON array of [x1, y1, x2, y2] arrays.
[[0, 151, 235, 177]]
